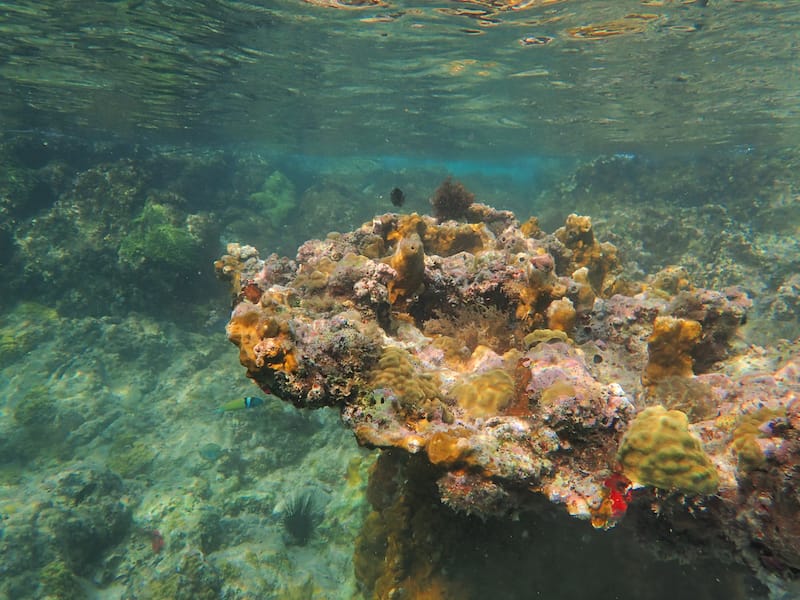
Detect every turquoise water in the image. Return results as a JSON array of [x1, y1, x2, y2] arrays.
[[1, 1, 799, 599]]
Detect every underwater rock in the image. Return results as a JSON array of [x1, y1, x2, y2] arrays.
[[0, 463, 132, 599], [219, 201, 800, 591]]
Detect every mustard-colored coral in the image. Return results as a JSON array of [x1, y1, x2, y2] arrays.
[[227, 305, 297, 375], [386, 233, 426, 304], [617, 405, 719, 495], [643, 316, 702, 386], [226, 307, 268, 373], [540, 381, 577, 406], [423, 222, 488, 256], [386, 212, 491, 257], [554, 213, 620, 294], [546, 297, 576, 332], [520, 216, 541, 238], [523, 328, 569, 348], [731, 408, 785, 474], [450, 369, 515, 418], [650, 265, 693, 296], [370, 347, 440, 411], [426, 431, 472, 467]]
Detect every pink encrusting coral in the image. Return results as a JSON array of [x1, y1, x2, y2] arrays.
[[217, 199, 800, 588]]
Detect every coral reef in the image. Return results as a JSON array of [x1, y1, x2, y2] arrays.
[[385, 232, 426, 304], [220, 199, 800, 594], [534, 151, 800, 344]]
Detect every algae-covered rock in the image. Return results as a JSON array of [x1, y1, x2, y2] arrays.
[[249, 170, 296, 225], [13, 389, 59, 436], [141, 550, 222, 600], [52, 469, 132, 566], [617, 405, 719, 494], [0, 302, 60, 364], [118, 201, 203, 272], [107, 435, 157, 479], [40, 559, 86, 600]]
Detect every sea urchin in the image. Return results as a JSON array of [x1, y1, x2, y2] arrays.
[[281, 490, 323, 546]]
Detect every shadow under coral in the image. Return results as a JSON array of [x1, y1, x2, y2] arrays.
[[354, 451, 765, 600]]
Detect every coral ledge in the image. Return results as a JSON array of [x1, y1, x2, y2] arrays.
[[217, 201, 800, 595]]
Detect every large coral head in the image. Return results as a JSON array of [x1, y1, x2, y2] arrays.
[[617, 405, 719, 495]]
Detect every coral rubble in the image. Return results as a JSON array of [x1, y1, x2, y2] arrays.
[[219, 200, 800, 593]]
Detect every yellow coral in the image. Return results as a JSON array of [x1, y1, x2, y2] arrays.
[[731, 408, 785, 474], [386, 233, 426, 304], [546, 297, 576, 332], [571, 267, 596, 313], [227, 304, 297, 375], [523, 328, 570, 348], [650, 265, 693, 296], [554, 213, 620, 295], [423, 222, 488, 256], [226, 307, 269, 373], [540, 381, 577, 406], [386, 213, 491, 257], [520, 216, 541, 238], [449, 369, 515, 418], [426, 432, 472, 467], [643, 316, 702, 386], [370, 347, 440, 410], [617, 405, 719, 495]]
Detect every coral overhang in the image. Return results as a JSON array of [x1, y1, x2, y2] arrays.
[[217, 203, 800, 587]]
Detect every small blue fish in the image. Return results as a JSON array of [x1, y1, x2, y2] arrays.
[[215, 396, 267, 414]]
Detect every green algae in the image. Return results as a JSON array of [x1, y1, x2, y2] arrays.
[[248, 170, 296, 225], [107, 435, 156, 479], [277, 575, 316, 600], [118, 202, 202, 272], [0, 303, 60, 363], [40, 560, 86, 600], [13, 389, 57, 429]]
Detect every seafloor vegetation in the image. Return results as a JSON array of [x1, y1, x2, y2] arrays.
[[1, 134, 799, 599]]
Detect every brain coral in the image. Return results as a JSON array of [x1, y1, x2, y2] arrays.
[[617, 405, 719, 495], [370, 346, 441, 412], [449, 369, 516, 419]]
